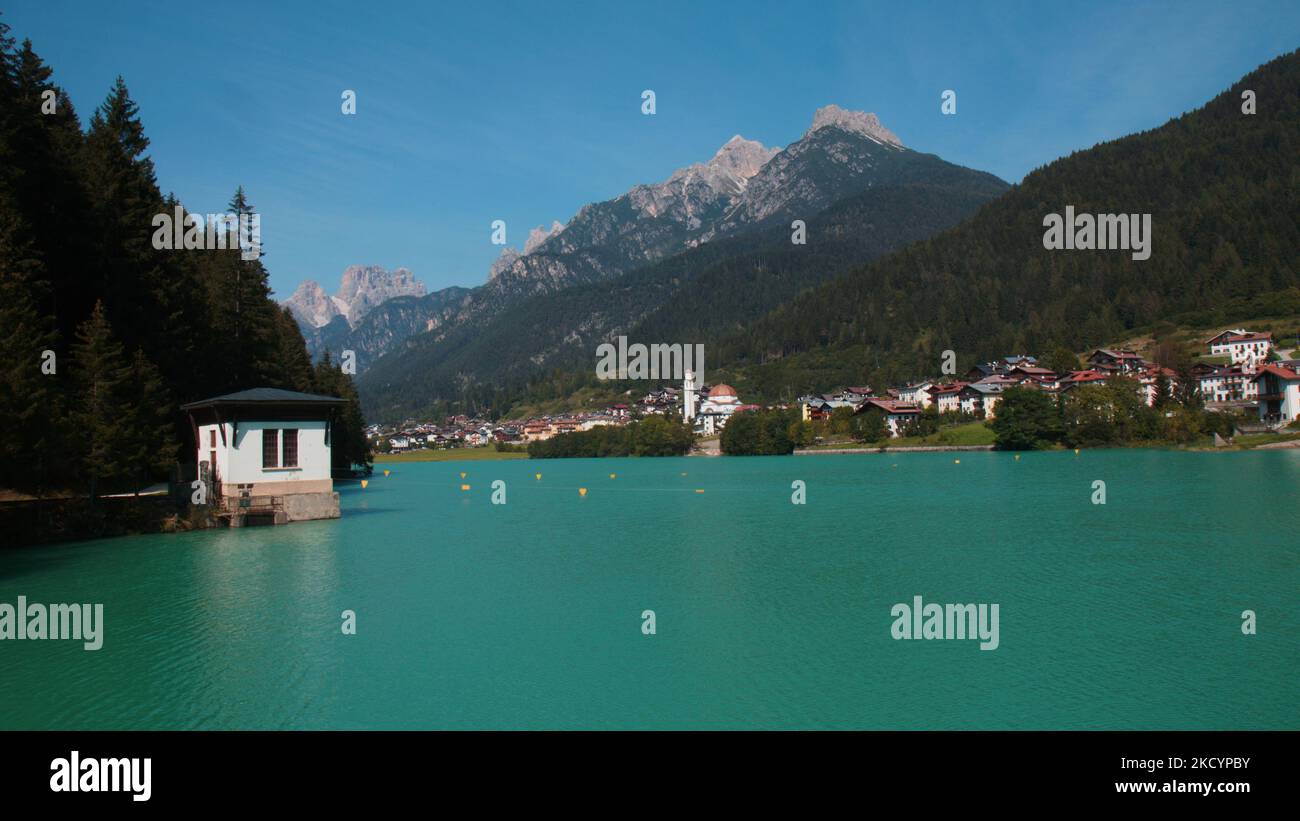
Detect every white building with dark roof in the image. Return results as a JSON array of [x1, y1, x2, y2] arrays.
[[181, 388, 346, 526]]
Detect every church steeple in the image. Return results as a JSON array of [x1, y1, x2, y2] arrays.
[[683, 370, 698, 422]]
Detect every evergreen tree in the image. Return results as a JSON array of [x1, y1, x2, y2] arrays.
[[0, 261, 63, 491], [850, 408, 888, 443], [69, 301, 131, 497], [990, 387, 1064, 450], [122, 348, 177, 495], [81, 77, 205, 398], [313, 351, 372, 475], [1151, 374, 1171, 409], [199, 187, 280, 390], [8, 39, 93, 339], [275, 306, 317, 391], [1042, 345, 1081, 375]]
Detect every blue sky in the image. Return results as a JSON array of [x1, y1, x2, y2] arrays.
[[7, 1, 1299, 298]]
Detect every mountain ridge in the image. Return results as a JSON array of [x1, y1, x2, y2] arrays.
[[299, 105, 943, 371], [285, 264, 426, 330]]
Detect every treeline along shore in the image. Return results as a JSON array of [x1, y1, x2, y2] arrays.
[[0, 20, 370, 546]]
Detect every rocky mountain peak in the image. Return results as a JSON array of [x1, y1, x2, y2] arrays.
[[805, 104, 902, 148], [284, 279, 338, 328], [524, 221, 565, 254], [487, 247, 522, 281], [707, 135, 779, 178], [285, 265, 426, 328], [628, 135, 778, 218]]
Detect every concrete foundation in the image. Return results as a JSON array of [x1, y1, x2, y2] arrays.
[[218, 490, 340, 527], [281, 491, 341, 522]]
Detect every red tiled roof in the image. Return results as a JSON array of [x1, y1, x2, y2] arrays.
[[1251, 364, 1300, 382], [858, 398, 921, 414], [1223, 332, 1273, 343], [1061, 370, 1108, 384]]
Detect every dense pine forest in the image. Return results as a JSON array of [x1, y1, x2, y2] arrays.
[[0, 20, 369, 499]]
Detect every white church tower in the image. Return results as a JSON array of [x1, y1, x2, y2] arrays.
[[683, 369, 698, 422]]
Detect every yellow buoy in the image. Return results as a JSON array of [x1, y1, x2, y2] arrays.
[[383, 469, 391, 477], [460, 484, 470, 491], [1074, 449, 1080, 455], [609, 473, 616, 479], [535, 473, 541, 480], [1014, 454, 1020, 461], [460, 471, 467, 479], [680, 472, 687, 476], [695, 489, 705, 494], [360, 479, 368, 489], [954, 459, 960, 464], [579, 487, 588, 497]]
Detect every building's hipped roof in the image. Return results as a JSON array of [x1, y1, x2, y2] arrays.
[[1252, 364, 1300, 382], [181, 387, 347, 409]]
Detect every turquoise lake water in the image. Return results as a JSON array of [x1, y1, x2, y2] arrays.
[[1, 449, 1296, 729]]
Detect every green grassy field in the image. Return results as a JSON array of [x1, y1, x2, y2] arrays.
[[1114, 312, 1300, 363], [1231, 431, 1300, 449], [374, 448, 530, 463], [805, 420, 996, 450], [890, 420, 997, 447]]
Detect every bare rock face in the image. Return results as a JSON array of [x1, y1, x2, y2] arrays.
[[285, 265, 426, 328], [804, 104, 903, 147], [284, 280, 340, 328], [487, 247, 521, 282], [524, 221, 565, 254], [620, 135, 778, 229], [488, 109, 900, 284], [703, 107, 908, 238], [336, 265, 426, 323], [499, 134, 779, 293]]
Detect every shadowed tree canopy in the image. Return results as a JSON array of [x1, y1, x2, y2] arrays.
[[0, 22, 370, 493]]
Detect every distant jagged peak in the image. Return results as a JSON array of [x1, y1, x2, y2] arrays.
[[707, 135, 780, 176], [651, 134, 779, 201], [524, 220, 565, 254], [488, 246, 521, 281], [285, 265, 426, 328], [288, 278, 326, 299], [337, 264, 425, 302], [805, 104, 902, 148], [284, 279, 340, 328]]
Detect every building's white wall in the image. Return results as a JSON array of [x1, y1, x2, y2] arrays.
[[1255, 381, 1300, 422], [196, 423, 230, 484], [898, 386, 932, 407], [934, 395, 960, 414], [197, 419, 331, 485], [1213, 338, 1272, 365], [885, 414, 908, 437]]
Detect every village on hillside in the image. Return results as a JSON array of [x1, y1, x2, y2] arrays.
[[368, 328, 1300, 452]]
